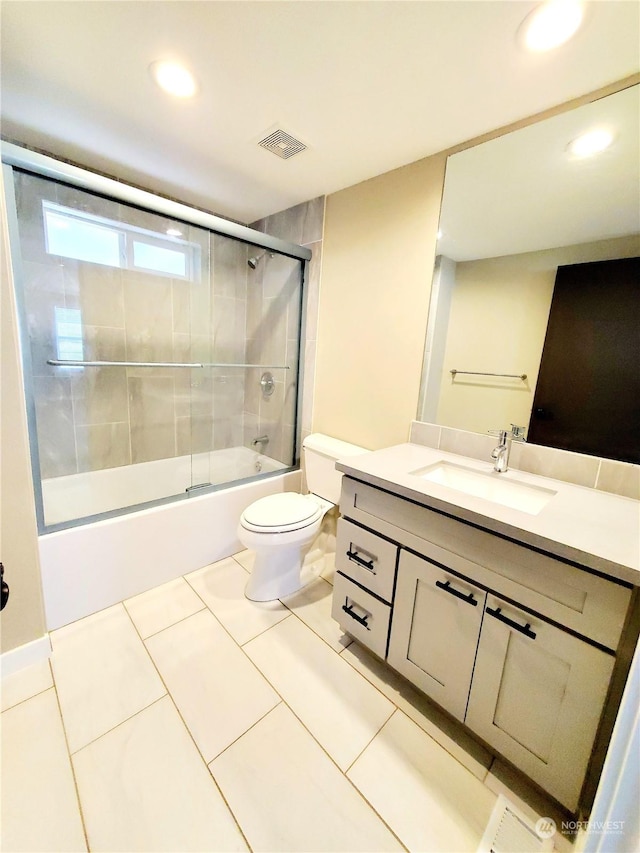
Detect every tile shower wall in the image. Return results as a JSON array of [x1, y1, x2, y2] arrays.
[[16, 168, 314, 484], [15, 171, 219, 479], [249, 196, 324, 462]]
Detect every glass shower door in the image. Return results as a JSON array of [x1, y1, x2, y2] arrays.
[[10, 170, 210, 526], [7, 162, 305, 530], [188, 234, 303, 491]]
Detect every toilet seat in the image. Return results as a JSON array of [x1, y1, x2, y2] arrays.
[[240, 493, 323, 534]]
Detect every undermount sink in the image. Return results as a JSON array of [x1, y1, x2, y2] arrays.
[[410, 461, 557, 514]]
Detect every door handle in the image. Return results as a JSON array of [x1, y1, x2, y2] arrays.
[[486, 605, 536, 640], [435, 579, 478, 606], [1, 563, 9, 611]]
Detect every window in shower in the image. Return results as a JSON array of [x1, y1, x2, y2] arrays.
[[42, 201, 201, 280], [5, 162, 307, 531]]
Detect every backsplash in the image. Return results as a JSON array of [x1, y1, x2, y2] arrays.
[[410, 420, 640, 501]]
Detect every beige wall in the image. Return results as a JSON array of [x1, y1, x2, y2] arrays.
[[313, 153, 446, 449], [0, 173, 47, 654]]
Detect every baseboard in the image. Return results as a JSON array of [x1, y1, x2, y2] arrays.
[[0, 634, 52, 678]]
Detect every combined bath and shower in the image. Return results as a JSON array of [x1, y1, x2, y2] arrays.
[[247, 251, 274, 269]]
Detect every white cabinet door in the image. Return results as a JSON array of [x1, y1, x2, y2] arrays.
[[387, 550, 486, 721], [465, 595, 615, 812]]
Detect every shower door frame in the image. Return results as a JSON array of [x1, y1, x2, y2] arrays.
[[2, 142, 312, 534]]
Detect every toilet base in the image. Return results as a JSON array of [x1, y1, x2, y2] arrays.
[[245, 543, 314, 602]]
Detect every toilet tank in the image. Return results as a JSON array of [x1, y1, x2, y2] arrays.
[[302, 433, 367, 503]]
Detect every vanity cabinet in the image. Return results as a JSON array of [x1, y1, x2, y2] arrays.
[[333, 475, 635, 813]]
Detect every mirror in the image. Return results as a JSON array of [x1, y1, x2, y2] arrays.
[[419, 84, 639, 463]]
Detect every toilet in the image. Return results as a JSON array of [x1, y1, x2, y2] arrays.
[[239, 433, 367, 602]]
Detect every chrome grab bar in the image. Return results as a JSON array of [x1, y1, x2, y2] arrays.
[[450, 369, 527, 381], [47, 359, 289, 370]]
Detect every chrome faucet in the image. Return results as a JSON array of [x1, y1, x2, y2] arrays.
[[489, 425, 526, 473], [252, 434, 269, 449]]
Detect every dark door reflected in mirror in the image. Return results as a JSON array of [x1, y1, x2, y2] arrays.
[[529, 258, 639, 463]]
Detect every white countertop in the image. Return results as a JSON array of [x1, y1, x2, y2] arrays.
[[336, 443, 640, 586]]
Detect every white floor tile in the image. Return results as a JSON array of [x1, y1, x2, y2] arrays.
[[1, 658, 53, 712], [73, 696, 247, 852], [186, 557, 289, 645], [319, 551, 337, 585], [342, 641, 492, 780], [50, 604, 166, 753], [1, 689, 86, 852], [211, 702, 402, 853], [282, 576, 352, 652], [124, 577, 205, 639], [145, 609, 280, 762], [244, 616, 394, 770], [232, 549, 254, 572], [348, 710, 497, 853]]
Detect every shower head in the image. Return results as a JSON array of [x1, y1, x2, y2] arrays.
[[247, 251, 274, 269]]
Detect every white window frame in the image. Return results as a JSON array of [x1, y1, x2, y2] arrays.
[[42, 200, 201, 282]]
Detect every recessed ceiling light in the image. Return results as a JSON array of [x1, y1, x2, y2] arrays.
[[150, 60, 197, 98], [520, 0, 584, 52], [166, 227, 183, 237], [567, 129, 614, 158]]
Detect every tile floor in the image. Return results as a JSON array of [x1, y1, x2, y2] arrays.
[[1, 550, 570, 852]]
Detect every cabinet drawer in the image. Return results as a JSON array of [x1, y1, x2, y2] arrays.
[[335, 518, 398, 603], [331, 572, 392, 659], [340, 477, 632, 650]]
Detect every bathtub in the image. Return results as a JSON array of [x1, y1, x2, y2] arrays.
[[42, 446, 287, 526], [38, 446, 300, 630]]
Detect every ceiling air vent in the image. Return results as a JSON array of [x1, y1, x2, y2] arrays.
[[258, 129, 307, 160]]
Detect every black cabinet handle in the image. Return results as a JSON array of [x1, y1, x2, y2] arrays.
[[486, 605, 537, 640], [346, 548, 376, 574], [435, 579, 477, 606], [342, 599, 371, 630]]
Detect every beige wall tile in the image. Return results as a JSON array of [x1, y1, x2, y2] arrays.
[[172, 281, 190, 335], [304, 241, 322, 341], [76, 422, 131, 472], [517, 443, 599, 487], [440, 426, 496, 461], [596, 459, 640, 500], [33, 375, 77, 478], [72, 327, 128, 427], [129, 376, 176, 463], [410, 420, 441, 448], [72, 264, 125, 328], [123, 272, 174, 363], [213, 233, 248, 299], [301, 196, 325, 245]]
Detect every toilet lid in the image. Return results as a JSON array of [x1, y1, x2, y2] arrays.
[[242, 493, 320, 529]]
